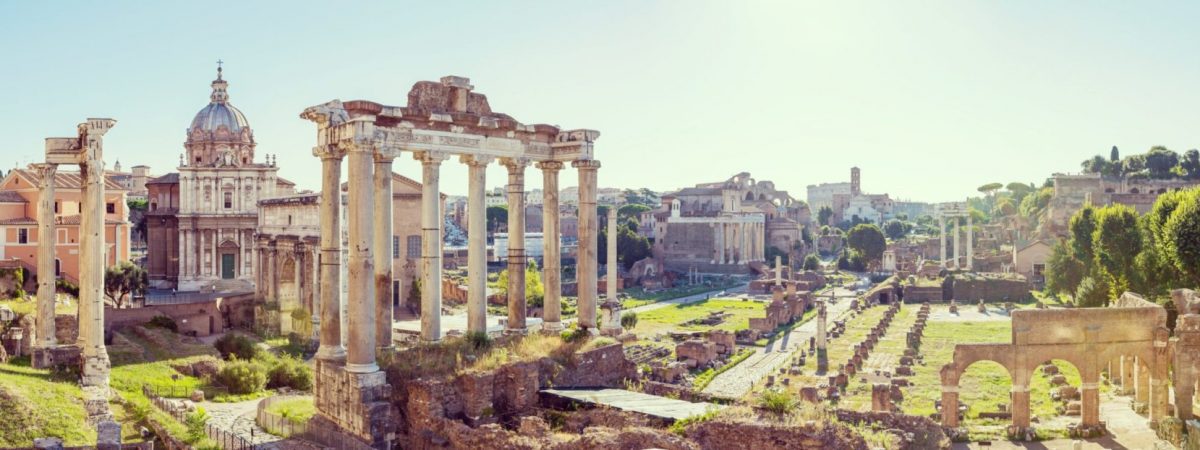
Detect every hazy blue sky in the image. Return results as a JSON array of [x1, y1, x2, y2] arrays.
[[4, 1, 1199, 202]]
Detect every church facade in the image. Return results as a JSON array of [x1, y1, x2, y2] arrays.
[[147, 66, 293, 291]]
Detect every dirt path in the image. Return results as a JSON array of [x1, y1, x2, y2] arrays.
[[700, 286, 858, 399]]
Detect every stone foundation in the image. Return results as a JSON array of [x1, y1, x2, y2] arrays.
[[30, 344, 81, 371], [310, 359, 394, 449]]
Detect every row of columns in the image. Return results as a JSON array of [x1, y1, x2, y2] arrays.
[[312, 142, 604, 375], [710, 221, 765, 265], [937, 214, 973, 270], [32, 118, 115, 387]]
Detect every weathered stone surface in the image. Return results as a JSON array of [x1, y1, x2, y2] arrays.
[[686, 419, 869, 450]]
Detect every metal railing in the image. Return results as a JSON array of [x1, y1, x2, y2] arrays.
[[144, 385, 257, 450]]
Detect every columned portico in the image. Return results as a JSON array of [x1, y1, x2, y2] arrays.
[[574, 159, 601, 330], [417, 151, 447, 342], [344, 135, 378, 374], [463, 156, 493, 334], [538, 161, 564, 331]]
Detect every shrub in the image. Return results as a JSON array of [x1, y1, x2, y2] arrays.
[[266, 354, 313, 391], [466, 331, 492, 350], [561, 325, 591, 343], [620, 311, 638, 329], [758, 389, 796, 415], [147, 315, 178, 332], [184, 407, 210, 444], [215, 334, 258, 361], [216, 359, 267, 394]]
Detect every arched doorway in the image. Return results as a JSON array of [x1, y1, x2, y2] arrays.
[[278, 257, 298, 333]]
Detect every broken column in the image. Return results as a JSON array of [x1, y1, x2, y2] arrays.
[[76, 119, 116, 387]]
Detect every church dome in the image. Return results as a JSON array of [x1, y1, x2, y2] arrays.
[[188, 64, 250, 134], [191, 102, 249, 133]]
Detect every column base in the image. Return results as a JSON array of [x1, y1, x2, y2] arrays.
[[316, 345, 347, 361], [541, 321, 564, 332], [504, 327, 528, 336], [31, 345, 80, 371], [600, 326, 623, 337], [344, 362, 381, 374], [81, 351, 111, 388], [312, 360, 393, 448]]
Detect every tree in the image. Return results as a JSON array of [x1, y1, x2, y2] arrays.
[[817, 206, 833, 227], [1091, 204, 1141, 297], [1074, 275, 1110, 307], [1045, 240, 1084, 297], [993, 197, 1017, 217], [127, 198, 148, 243], [977, 182, 1003, 196], [1145, 146, 1180, 179], [617, 204, 651, 221], [1006, 182, 1034, 204], [1147, 189, 1190, 264], [1068, 205, 1097, 266], [598, 220, 652, 270], [1164, 188, 1200, 284], [846, 224, 886, 265], [837, 248, 866, 272], [1110, 145, 1120, 162], [882, 219, 907, 240], [486, 205, 508, 232], [104, 261, 147, 308], [1081, 155, 1109, 175], [765, 246, 789, 266], [802, 254, 821, 271], [1181, 149, 1200, 180]]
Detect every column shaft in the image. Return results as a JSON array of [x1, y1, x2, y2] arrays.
[[464, 157, 491, 334], [966, 215, 974, 270], [504, 159, 528, 333], [314, 147, 345, 361], [603, 211, 620, 333], [942, 390, 959, 427], [35, 164, 57, 348], [574, 160, 601, 329], [373, 156, 395, 350], [537, 162, 563, 331], [79, 157, 109, 384], [344, 143, 377, 373], [952, 219, 961, 269], [1011, 388, 1031, 428], [939, 216, 946, 268], [418, 152, 446, 341]]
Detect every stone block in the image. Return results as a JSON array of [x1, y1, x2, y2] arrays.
[[95, 420, 121, 450]]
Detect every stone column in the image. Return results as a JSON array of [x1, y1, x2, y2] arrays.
[[1151, 356, 1170, 422], [965, 214, 974, 271], [79, 154, 109, 386], [344, 140, 378, 373], [503, 158, 528, 334], [313, 145, 346, 361], [417, 151, 447, 341], [1011, 385, 1031, 429], [1081, 378, 1101, 427], [775, 255, 782, 286], [710, 223, 719, 264], [1135, 357, 1150, 405], [939, 215, 946, 269], [34, 163, 57, 349], [464, 156, 493, 334], [941, 387, 959, 427], [573, 160, 601, 329], [373, 151, 395, 350], [816, 301, 828, 372], [1121, 355, 1134, 394], [537, 161, 563, 331], [952, 218, 960, 269], [602, 211, 620, 334], [718, 223, 727, 264]]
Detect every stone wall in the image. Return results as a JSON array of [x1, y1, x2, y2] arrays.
[[104, 293, 254, 337], [949, 276, 1030, 302], [833, 410, 952, 449], [902, 285, 944, 303], [685, 419, 869, 450]]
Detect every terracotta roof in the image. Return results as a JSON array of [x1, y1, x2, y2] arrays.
[[54, 215, 127, 225], [147, 172, 180, 185], [0, 217, 35, 225], [0, 191, 25, 203], [10, 168, 126, 190], [276, 177, 296, 186]]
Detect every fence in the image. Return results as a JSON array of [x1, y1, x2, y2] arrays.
[[143, 385, 258, 450], [143, 383, 230, 400], [255, 395, 311, 438]]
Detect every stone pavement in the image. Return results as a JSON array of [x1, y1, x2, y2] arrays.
[[542, 388, 723, 421], [701, 285, 859, 399], [201, 398, 322, 450]]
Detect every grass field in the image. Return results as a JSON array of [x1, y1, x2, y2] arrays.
[[621, 282, 741, 309], [0, 362, 91, 447], [630, 298, 766, 340]]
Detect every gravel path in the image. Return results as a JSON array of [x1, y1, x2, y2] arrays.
[[201, 398, 322, 450], [701, 285, 859, 399]]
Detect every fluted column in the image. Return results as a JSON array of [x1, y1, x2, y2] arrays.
[[718, 223, 727, 264], [603, 211, 621, 333], [463, 156, 493, 334], [573, 160, 601, 329], [34, 164, 57, 349], [710, 223, 718, 264], [503, 158, 529, 334], [417, 151, 447, 341], [537, 161, 564, 331], [966, 214, 974, 271], [313, 145, 346, 361], [952, 218, 960, 269], [79, 154, 109, 385], [373, 151, 396, 350], [344, 140, 378, 373]]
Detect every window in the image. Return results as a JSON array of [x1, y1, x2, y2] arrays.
[[17, 228, 28, 244], [393, 236, 400, 258], [150, 202, 157, 211], [106, 203, 115, 214], [224, 192, 233, 209], [54, 201, 59, 213], [406, 235, 421, 258]]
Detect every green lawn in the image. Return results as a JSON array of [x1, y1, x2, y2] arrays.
[[264, 397, 315, 424], [0, 297, 77, 316], [631, 298, 766, 340], [0, 362, 91, 447], [621, 282, 741, 309]]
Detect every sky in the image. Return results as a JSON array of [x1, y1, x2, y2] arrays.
[[3, 1, 1200, 203]]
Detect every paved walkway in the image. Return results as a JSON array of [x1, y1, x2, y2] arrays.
[[542, 388, 723, 421], [701, 285, 859, 399], [202, 398, 322, 450]]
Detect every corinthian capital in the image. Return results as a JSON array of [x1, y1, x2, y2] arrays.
[[312, 145, 347, 161], [300, 100, 349, 127], [31, 163, 58, 187], [459, 155, 495, 168], [572, 159, 601, 170], [414, 151, 449, 165], [535, 161, 564, 172], [500, 157, 530, 171]]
